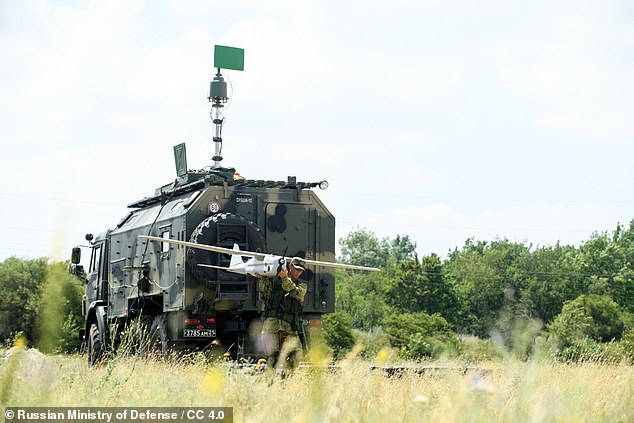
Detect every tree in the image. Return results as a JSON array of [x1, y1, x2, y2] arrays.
[[389, 235, 418, 263], [338, 228, 417, 269], [606, 221, 634, 313], [339, 228, 390, 269], [335, 268, 391, 330], [0, 257, 48, 343], [0, 257, 84, 351], [446, 239, 529, 336], [385, 254, 459, 324], [513, 243, 578, 324], [572, 221, 634, 312], [336, 229, 418, 330]]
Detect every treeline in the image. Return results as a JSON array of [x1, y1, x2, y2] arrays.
[[0, 258, 83, 352], [331, 220, 634, 362], [1, 221, 633, 363]]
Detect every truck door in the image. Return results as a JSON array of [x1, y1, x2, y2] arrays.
[[85, 243, 101, 305], [86, 242, 108, 303]]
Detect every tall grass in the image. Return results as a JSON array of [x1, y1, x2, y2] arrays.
[[1, 345, 632, 423]]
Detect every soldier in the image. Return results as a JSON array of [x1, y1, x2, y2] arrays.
[[256, 262, 307, 372]]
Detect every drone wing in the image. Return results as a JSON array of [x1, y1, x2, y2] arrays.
[[290, 257, 380, 272], [140, 235, 380, 272], [139, 235, 267, 260]]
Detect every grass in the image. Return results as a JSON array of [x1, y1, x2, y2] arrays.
[[1, 345, 633, 423]]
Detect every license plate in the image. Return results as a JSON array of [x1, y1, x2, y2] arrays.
[[183, 329, 216, 338]]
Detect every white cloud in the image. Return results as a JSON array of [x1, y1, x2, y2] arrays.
[[494, 6, 634, 141], [472, 203, 625, 239], [335, 202, 466, 257], [335, 200, 628, 259]]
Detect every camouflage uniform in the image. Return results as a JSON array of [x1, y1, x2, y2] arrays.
[[258, 273, 307, 371]]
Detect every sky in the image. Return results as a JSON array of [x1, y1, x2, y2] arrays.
[[1, 0, 633, 264]]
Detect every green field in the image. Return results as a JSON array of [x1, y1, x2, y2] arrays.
[[1, 347, 633, 423]]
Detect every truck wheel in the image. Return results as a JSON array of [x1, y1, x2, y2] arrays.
[[147, 314, 169, 357], [87, 323, 103, 366], [189, 212, 267, 283]]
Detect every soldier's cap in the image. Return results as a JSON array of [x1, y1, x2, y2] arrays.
[[289, 262, 304, 273]]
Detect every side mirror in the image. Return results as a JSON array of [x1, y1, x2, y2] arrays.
[[71, 247, 81, 264], [70, 264, 85, 276]]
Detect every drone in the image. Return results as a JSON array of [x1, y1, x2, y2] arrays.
[[139, 235, 380, 278]]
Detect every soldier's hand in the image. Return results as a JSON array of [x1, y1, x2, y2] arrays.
[[278, 266, 288, 279], [253, 273, 263, 279]]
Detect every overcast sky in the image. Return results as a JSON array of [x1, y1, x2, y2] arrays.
[[1, 0, 633, 263]]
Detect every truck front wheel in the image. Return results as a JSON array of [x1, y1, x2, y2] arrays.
[[87, 323, 103, 366]]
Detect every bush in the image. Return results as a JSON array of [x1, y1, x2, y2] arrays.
[[548, 294, 624, 343], [322, 312, 356, 360], [547, 294, 627, 362], [385, 312, 459, 360]]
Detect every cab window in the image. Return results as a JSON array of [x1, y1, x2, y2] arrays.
[[90, 244, 102, 273], [161, 228, 171, 254]]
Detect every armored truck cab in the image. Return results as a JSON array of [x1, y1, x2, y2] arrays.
[[80, 169, 335, 363]]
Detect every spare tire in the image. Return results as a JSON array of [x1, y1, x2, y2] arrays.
[[188, 213, 267, 284]]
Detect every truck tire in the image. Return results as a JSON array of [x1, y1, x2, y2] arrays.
[[189, 212, 266, 283], [87, 323, 103, 366]]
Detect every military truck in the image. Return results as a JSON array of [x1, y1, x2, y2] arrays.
[[71, 47, 337, 364]]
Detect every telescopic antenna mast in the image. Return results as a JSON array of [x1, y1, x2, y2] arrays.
[[208, 45, 244, 169]]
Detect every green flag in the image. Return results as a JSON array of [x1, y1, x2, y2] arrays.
[[214, 45, 244, 71]]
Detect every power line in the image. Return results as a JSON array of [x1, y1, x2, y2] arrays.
[[0, 192, 123, 207], [337, 219, 600, 234], [0, 225, 85, 235], [327, 190, 634, 206]]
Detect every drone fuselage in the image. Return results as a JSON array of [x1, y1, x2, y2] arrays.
[[198, 244, 283, 277]]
